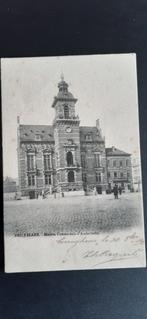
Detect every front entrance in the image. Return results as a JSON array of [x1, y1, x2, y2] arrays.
[[96, 186, 102, 194], [29, 190, 35, 199]]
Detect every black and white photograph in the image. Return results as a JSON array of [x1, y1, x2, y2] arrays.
[[2, 54, 146, 272]]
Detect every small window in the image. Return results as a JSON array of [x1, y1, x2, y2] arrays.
[[45, 174, 52, 185], [35, 134, 41, 140], [44, 154, 52, 170], [120, 172, 123, 178], [114, 172, 117, 178], [126, 159, 129, 166], [86, 134, 92, 141], [107, 172, 110, 178], [94, 154, 101, 167], [28, 175, 35, 186], [27, 154, 35, 171], [67, 139, 73, 145], [66, 151, 73, 166], [68, 171, 75, 182], [96, 172, 101, 182], [127, 172, 130, 178], [113, 160, 116, 167], [64, 105, 69, 119], [81, 154, 86, 168], [120, 161, 123, 167]]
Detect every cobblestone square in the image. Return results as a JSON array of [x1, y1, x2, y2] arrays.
[[4, 193, 143, 236]]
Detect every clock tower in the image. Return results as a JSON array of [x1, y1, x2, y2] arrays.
[[52, 76, 83, 193]]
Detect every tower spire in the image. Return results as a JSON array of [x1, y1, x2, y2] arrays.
[[61, 72, 64, 81]]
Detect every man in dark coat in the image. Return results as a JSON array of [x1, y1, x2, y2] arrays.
[[113, 184, 118, 199], [118, 186, 122, 195]]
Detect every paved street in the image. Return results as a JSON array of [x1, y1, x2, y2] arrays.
[[4, 193, 143, 236]]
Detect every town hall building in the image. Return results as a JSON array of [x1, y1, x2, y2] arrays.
[[17, 76, 133, 198]]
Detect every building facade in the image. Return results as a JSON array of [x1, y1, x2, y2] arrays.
[[106, 147, 133, 191], [17, 77, 133, 198]]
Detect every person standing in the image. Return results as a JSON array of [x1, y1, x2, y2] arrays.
[[118, 186, 122, 195], [113, 184, 118, 199]]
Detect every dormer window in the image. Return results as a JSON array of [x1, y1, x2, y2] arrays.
[[35, 134, 41, 141], [86, 133, 92, 141]]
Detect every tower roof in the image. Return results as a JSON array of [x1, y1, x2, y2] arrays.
[[51, 77, 77, 108], [58, 73, 69, 90]]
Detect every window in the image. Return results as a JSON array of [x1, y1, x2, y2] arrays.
[[86, 134, 92, 141], [94, 154, 101, 167], [45, 174, 52, 185], [57, 173, 60, 183], [35, 134, 41, 140], [28, 175, 35, 186], [126, 159, 129, 166], [67, 139, 73, 145], [113, 160, 116, 167], [120, 172, 123, 178], [64, 105, 69, 119], [44, 154, 52, 170], [81, 154, 86, 168], [68, 171, 75, 182], [120, 161, 123, 167], [114, 172, 117, 178], [66, 151, 73, 166], [127, 172, 130, 179], [107, 160, 110, 167], [82, 173, 87, 183], [27, 154, 35, 171], [96, 172, 101, 182], [107, 172, 110, 178]]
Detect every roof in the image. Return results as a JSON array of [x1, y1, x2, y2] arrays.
[[19, 124, 104, 143], [57, 91, 74, 99], [19, 125, 54, 142], [51, 92, 77, 108], [106, 147, 131, 156], [80, 126, 104, 142]]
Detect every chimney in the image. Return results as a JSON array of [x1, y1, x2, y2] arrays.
[[96, 118, 102, 136], [17, 115, 20, 125]]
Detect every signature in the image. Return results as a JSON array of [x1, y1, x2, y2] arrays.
[[57, 232, 145, 266], [82, 248, 144, 267]]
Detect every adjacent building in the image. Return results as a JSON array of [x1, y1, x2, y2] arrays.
[[17, 77, 133, 198], [106, 147, 133, 191], [3, 177, 17, 200]]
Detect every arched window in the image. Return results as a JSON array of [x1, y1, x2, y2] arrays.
[[68, 171, 75, 183], [66, 151, 73, 166], [64, 105, 69, 119]]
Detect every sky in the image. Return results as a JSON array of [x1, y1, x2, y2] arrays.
[[1, 53, 141, 179]]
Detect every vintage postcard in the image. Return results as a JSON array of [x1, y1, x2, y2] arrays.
[[2, 54, 146, 272]]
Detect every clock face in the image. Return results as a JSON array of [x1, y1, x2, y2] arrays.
[[66, 127, 72, 133]]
